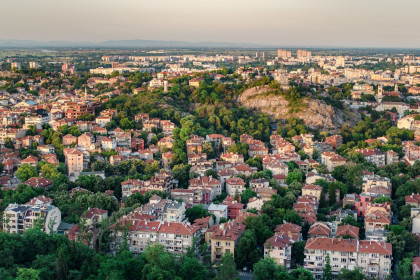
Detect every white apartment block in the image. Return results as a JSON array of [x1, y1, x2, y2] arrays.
[[304, 237, 392, 280], [3, 203, 61, 234]]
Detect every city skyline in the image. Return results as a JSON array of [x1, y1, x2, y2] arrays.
[[1, 0, 420, 48]]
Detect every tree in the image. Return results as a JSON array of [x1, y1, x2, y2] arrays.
[[338, 268, 366, 280], [16, 163, 38, 181], [235, 230, 260, 268], [292, 241, 305, 267], [172, 164, 190, 188], [322, 255, 332, 280], [397, 257, 413, 280], [16, 268, 41, 280], [316, 164, 328, 174], [181, 256, 209, 280], [215, 252, 238, 280], [185, 204, 209, 223], [290, 267, 315, 280], [97, 249, 145, 280], [120, 118, 134, 130], [4, 137, 14, 149], [339, 216, 359, 227], [286, 171, 303, 185], [26, 125, 37, 136], [202, 142, 216, 159], [56, 247, 68, 280], [253, 257, 288, 280], [241, 188, 257, 204]]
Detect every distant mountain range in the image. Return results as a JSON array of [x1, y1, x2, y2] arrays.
[[0, 39, 266, 49]]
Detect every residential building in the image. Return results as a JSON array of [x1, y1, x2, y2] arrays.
[[304, 237, 392, 280], [3, 203, 61, 234], [208, 220, 246, 263]]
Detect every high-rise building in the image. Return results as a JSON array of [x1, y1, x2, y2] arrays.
[[297, 49, 312, 58], [11, 62, 21, 70], [277, 49, 292, 59], [62, 63, 76, 74], [29, 61, 40, 69]]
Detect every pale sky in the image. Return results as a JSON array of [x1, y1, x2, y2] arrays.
[[1, 0, 419, 48]]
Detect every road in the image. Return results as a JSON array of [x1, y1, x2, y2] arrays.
[[238, 271, 253, 280]]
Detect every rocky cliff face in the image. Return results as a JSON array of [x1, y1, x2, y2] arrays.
[[238, 86, 360, 130]]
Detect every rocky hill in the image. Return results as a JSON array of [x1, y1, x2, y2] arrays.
[[238, 86, 361, 130]]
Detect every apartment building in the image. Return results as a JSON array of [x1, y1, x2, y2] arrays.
[[221, 153, 244, 164], [3, 203, 61, 234], [111, 219, 200, 255], [364, 203, 392, 233], [64, 148, 84, 177], [302, 184, 323, 202], [304, 237, 392, 280], [356, 149, 386, 166], [297, 49, 312, 58], [321, 152, 347, 172], [24, 109, 51, 129], [225, 177, 246, 196], [277, 49, 292, 59], [264, 235, 292, 268], [208, 220, 246, 263], [189, 175, 222, 198], [64, 101, 97, 119]]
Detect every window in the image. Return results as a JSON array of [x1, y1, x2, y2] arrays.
[[225, 242, 230, 246], [341, 259, 346, 263]]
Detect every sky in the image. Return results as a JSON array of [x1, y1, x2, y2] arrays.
[[1, 0, 419, 48]]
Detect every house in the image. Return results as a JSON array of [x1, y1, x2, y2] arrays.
[[225, 177, 246, 196], [189, 176, 223, 198], [302, 184, 323, 202], [222, 197, 244, 220], [412, 257, 420, 277], [82, 208, 108, 226], [207, 203, 228, 224], [121, 179, 144, 197], [406, 194, 420, 208], [23, 177, 53, 189], [364, 203, 392, 234], [308, 222, 331, 238], [78, 133, 94, 149], [321, 152, 347, 172], [356, 149, 386, 166], [221, 153, 244, 164], [336, 224, 359, 239], [26, 195, 53, 206], [274, 223, 302, 242], [68, 225, 99, 249], [101, 137, 116, 150], [206, 134, 225, 148], [37, 144, 55, 155], [63, 134, 77, 146], [249, 178, 270, 189], [42, 154, 59, 166], [21, 156, 38, 167], [264, 235, 292, 269], [246, 197, 264, 211], [325, 135, 343, 151]]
